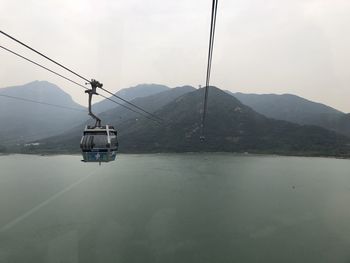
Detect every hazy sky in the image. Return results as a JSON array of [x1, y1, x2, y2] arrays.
[[1, 0, 350, 111]]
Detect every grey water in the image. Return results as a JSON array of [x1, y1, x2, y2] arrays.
[[1, 154, 350, 263]]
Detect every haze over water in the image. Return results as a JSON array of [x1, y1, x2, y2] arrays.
[[1, 154, 350, 262]]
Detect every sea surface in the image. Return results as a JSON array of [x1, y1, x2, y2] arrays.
[[1, 153, 350, 263]]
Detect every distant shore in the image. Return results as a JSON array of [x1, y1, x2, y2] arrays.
[[1, 151, 349, 160]]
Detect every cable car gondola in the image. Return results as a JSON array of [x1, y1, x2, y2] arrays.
[[80, 125, 118, 162], [80, 80, 118, 163]]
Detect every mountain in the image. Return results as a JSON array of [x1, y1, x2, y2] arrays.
[[31, 87, 350, 157], [93, 84, 170, 113], [29, 85, 196, 153], [230, 92, 350, 136], [0, 81, 87, 145], [116, 87, 350, 155]]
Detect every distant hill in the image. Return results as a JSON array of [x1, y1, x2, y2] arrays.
[[93, 84, 170, 113], [0, 81, 87, 145], [231, 92, 350, 136], [32, 87, 350, 157]]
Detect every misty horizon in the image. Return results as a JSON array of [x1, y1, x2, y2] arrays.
[[1, 0, 350, 111], [2, 79, 350, 114]]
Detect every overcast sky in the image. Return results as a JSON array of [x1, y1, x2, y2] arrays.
[[1, 0, 350, 111]]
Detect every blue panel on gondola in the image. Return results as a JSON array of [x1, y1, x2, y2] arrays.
[[82, 151, 116, 162]]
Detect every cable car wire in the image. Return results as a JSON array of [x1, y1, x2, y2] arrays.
[[206, 0, 218, 89], [0, 93, 86, 112], [0, 45, 161, 123], [99, 87, 163, 122], [0, 45, 89, 91], [98, 93, 162, 124], [0, 30, 90, 83], [1, 30, 163, 122], [200, 0, 218, 140]]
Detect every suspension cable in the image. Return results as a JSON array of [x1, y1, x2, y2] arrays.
[[0, 93, 86, 112], [98, 92, 162, 124], [206, 0, 218, 89], [200, 0, 218, 140], [0, 45, 161, 123], [100, 87, 163, 122], [0, 45, 89, 90], [0, 30, 91, 83], [1, 30, 163, 121]]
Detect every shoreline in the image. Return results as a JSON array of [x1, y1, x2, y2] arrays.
[[1, 151, 349, 161]]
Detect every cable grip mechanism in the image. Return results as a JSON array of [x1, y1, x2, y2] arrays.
[[85, 79, 103, 127]]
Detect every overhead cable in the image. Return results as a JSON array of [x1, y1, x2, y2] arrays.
[[100, 87, 163, 122], [0, 45, 89, 90], [0, 45, 161, 123], [0, 93, 86, 112], [98, 93, 162, 124], [1, 30, 163, 122], [200, 0, 219, 140], [0, 30, 90, 83]]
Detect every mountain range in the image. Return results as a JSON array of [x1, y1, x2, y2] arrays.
[[1, 81, 350, 157], [99, 87, 347, 155], [230, 92, 350, 136]]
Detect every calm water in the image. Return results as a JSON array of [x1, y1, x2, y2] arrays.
[[1, 154, 350, 262]]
